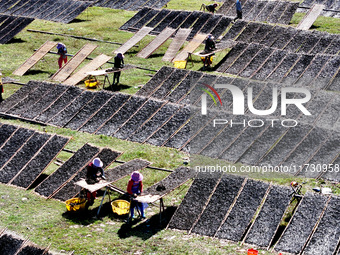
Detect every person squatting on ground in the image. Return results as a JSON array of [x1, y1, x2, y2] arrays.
[[200, 3, 219, 14], [85, 158, 105, 205], [57, 43, 67, 69], [234, 0, 242, 22], [113, 53, 124, 85], [0, 72, 3, 103], [127, 171, 146, 219]]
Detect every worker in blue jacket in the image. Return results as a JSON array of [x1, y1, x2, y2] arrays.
[[234, 0, 242, 22]]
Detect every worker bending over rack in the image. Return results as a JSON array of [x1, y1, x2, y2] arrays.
[[113, 53, 124, 85], [200, 3, 219, 14], [202, 34, 216, 69], [85, 158, 105, 205]]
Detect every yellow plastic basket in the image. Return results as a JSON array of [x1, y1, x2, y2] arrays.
[[65, 198, 87, 212], [173, 60, 187, 69], [200, 56, 214, 65], [84, 78, 98, 88], [111, 200, 130, 215]]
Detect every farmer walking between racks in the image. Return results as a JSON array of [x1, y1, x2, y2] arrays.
[[127, 171, 146, 219], [57, 43, 67, 69], [234, 0, 242, 22], [85, 158, 105, 205], [113, 53, 124, 85]]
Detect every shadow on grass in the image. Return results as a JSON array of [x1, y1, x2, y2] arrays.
[[125, 50, 139, 55], [68, 18, 87, 24], [62, 208, 98, 225], [25, 70, 50, 75], [7, 38, 26, 44], [117, 206, 177, 241], [198, 66, 214, 72], [62, 201, 113, 225], [104, 84, 130, 92], [62, 191, 127, 225], [60, 194, 177, 240], [148, 53, 166, 59]]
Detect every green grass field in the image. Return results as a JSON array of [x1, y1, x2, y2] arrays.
[[0, 1, 339, 254]]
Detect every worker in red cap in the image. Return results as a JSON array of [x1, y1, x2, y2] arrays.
[[200, 3, 219, 14], [113, 53, 125, 86], [290, 181, 303, 201], [127, 171, 145, 219]]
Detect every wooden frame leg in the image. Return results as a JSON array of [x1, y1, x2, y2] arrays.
[[103, 74, 111, 89], [97, 187, 107, 218], [159, 198, 165, 225], [127, 198, 133, 224]]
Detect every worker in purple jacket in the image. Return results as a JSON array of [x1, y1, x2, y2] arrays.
[[127, 171, 145, 219], [57, 43, 67, 69]]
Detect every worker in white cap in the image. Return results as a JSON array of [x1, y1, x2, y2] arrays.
[[86, 158, 105, 184], [85, 157, 105, 205]]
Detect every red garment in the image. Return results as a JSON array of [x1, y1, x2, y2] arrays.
[[58, 56, 67, 68], [86, 191, 96, 201], [127, 179, 143, 195]]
